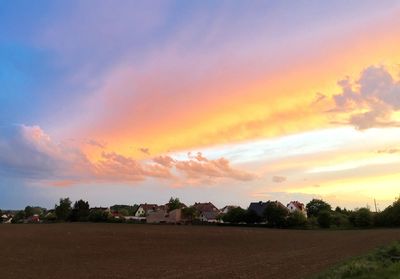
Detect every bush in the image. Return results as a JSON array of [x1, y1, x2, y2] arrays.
[[375, 198, 400, 227], [264, 201, 288, 228], [11, 210, 26, 224], [286, 211, 307, 228], [331, 212, 351, 228], [44, 212, 57, 222], [352, 208, 373, 227], [222, 207, 246, 223], [244, 209, 262, 224], [88, 210, 109, 222], [306, 199, 332, 218], [317, 210, 331, 228]]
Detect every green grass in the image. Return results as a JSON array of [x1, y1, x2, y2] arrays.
[[313, 242, 400, 279]]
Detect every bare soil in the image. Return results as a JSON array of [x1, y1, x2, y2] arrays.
[[0, 223, 399, 279]]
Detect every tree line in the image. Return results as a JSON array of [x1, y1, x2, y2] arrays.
[[1, 196, 400, 229], [222, 198, 400, 229]]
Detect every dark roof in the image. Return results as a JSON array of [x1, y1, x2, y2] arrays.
[[248, 201, 287, 217], [248, 201, 268, 217], [287, 201, 305, 211]]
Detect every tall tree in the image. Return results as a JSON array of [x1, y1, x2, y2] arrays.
[[55, 198, 72, 221], [167, 197, 182, 212], [263, 201, 288, 227], [306, 199, 332, 218], [182, 206, 198, 222], [70, 200, 90, 222]]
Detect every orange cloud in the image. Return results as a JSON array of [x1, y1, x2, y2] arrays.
[[64, 10, 400, 161]]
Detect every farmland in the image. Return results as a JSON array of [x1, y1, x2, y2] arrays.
[[0, 224, 399, 279]]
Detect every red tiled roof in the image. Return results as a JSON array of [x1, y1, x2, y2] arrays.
[[287, 201, 305, 210], [193, 202, 219, 213]]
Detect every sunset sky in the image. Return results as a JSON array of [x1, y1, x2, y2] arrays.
[[1, 1, 400, 210]]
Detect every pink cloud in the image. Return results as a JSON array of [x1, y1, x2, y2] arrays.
[[0, 125, 256, 186]]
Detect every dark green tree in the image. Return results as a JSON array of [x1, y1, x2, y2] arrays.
[[24, 206, 34, 217], [352, 208, 373, 227], [263, 201, 288, 227], [182, 206, 198, 222], [88, 209, 109, 222], [375, 198, 400, 227], [317, 210, 331, 228], [11, 210, 26, 223], [286, 211, 307, 228], [244, 209, 262, 224], [222, 207, 246, 223], [55, 198, 72, 221], [70, 200, 90, 222], [306, 199, 332, 218], [167, 197, 182, 212]]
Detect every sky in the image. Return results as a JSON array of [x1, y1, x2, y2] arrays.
[[1, 0, 400, 210]]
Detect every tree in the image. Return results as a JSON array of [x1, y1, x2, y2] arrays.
[[222, 207, 246, 223], [24, 206, 34, 217], [317, 210, 331, 228], [182, 206, 198, 222], [11, 210, 26, 223], [70, 200, 90, 222], [352, 208, 373, 227], [306, 199, 332, 218], [263, 201, 288, 227], [55, 198, 72, 221], [244, 209, 262, 224], [375, 198, 400, 227], [286, 211, 307, 228], [24, 206, 44, 217], [331, 211, 350, 228], [167, 197, 182, 212], [88, 209, 109, 222]]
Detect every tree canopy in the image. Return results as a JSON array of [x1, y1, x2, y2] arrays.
[[70, 200, 90, 222], [55, 198, 72, 221], [167, 197, 182, 212], [306, 199, 332, 218], [263, 201, 288, 227]]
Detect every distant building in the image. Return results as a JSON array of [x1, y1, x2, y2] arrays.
[[248, 201, 268, 217], [193, 202, 220, 222], [287, 201, 307, 216], [248, 201, 288, 217], [146, 208, 184, 224], [134, 204, 159, 217]]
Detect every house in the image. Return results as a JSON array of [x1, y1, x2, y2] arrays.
[[1, 214, 12, 223], [134, 204, 159, 217], [193, 202, 220, 222], [248, 201, 268, 217], [248, 201, 288, 217], [26, 214, 40, 223], [146, 208, 184, 224], [146, 209, 167, 223], [287, 201, 307, 216], [166, 208, 183, 224]]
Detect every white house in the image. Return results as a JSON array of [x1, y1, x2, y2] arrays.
[[287, 201, 307, 216], [134, 204, 159, 217]]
